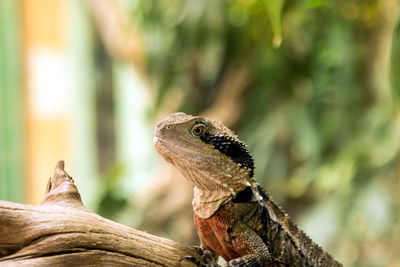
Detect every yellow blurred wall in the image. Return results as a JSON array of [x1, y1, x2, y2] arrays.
[[22, 0, 72, 204]]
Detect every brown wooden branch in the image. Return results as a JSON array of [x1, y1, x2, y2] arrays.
[[0, 160, 197, 266]]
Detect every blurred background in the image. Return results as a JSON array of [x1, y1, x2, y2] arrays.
[[1, 0, 399, 266]]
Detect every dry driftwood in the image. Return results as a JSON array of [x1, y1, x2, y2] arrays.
[[0, 161, 197, 266]]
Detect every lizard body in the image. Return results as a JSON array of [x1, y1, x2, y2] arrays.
[[154, 112, 342, 267]]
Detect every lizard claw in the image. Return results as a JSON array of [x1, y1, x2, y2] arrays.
[[180, 246, 219, 267]]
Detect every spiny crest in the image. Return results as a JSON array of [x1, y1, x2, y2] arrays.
[[200, 132, 255, 177]]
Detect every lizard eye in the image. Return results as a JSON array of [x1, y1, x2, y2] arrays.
[[191, 123, 206, 137]]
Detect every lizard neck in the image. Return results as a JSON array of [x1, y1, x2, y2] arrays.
[[192, 181, 249, 218], [174, 157, 253, 218], [192, 186, 233, 218]]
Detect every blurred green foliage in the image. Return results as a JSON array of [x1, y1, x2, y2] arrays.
[[96, 0, 399, 266], [0, 0, 24, 203]]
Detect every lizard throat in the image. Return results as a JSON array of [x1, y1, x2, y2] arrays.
[[192, 185, 247, 218], [175, 164, 250, 218]]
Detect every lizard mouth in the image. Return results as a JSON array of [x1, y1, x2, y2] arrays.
[[153, 136, 176, 164], [154, 135, 203, 166], [153, 136, 161, 147], [153, 136, 166, 156]]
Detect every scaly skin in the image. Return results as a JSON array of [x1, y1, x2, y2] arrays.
[[154, 112, 342, 267]]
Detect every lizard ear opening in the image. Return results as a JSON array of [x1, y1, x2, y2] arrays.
[[200, 133, 255, 177]]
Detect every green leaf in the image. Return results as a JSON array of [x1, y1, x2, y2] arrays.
[[301, 0, 329, 8], [260, 0, 285, 48]]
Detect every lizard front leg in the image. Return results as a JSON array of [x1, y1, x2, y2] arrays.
[[226, 224, 271, 267], [182, 226, 272, 267], [180, 245, 219, 267]]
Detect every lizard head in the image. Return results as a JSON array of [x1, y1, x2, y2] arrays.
[[154, 112, 254, 192]]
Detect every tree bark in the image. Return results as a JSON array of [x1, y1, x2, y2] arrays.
[[0, 161, 196, 266]]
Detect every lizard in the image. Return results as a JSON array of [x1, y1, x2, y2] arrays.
[[153, 112, 342, 267]]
